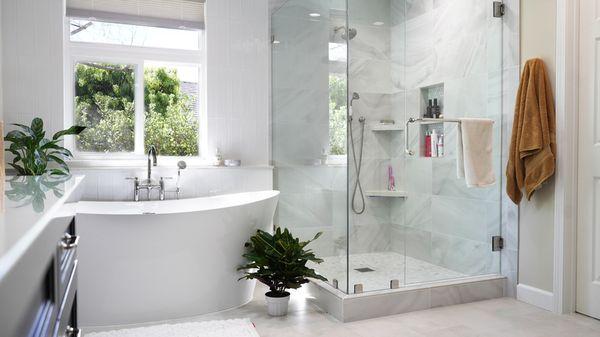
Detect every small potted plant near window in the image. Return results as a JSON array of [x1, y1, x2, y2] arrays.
[[4, 117, 85, 176], [238, 228, 327, 316]]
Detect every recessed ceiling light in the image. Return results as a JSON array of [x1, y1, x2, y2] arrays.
[[373, 21, 385, 26], [309, 13, 321, 17]]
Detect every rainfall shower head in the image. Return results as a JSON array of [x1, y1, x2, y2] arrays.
[[334, 26, 358, 40]]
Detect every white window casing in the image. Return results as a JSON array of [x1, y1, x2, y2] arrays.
[[65, 22, 206, 162]]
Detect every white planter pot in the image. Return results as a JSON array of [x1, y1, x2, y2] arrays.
[[265, 292, 290, 316]]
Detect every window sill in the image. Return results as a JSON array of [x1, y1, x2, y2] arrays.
[[68, 159, 273, 170]]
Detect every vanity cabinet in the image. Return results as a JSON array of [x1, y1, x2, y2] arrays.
[[0, 216, 81, 337]]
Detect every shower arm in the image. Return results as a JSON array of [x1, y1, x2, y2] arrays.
[[404, 117, 463, 156]]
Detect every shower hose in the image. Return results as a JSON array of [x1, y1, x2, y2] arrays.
[[349, 116, 366, 214]]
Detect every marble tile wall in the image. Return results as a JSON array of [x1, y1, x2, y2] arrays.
[[347, 0, 402, 262]]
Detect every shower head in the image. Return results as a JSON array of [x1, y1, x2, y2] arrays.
[[350, 92, 360, 106], [334, 26, 358, 40], [177, 160, 187, 170]]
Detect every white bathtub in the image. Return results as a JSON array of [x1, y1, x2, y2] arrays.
[[76, 190, 279, 327]]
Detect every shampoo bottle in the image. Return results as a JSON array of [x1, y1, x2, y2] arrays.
[[430, 129, 438, 158], [437, 134, 444, 157], [425, 131, 432, 157]]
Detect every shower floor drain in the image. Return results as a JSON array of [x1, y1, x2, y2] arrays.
[[354, 267, 375, 273]]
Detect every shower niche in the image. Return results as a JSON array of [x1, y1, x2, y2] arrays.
[[418, 83, 446, 158]]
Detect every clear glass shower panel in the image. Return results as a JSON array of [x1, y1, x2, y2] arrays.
[[271, 0, 350, 293], [347, 0, 503, 293]]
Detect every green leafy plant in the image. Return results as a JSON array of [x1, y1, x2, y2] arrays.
[[4, 118, 85, 176], [238, 228, 327, 297]]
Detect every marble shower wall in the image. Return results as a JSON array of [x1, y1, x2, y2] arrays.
[[389, 0, 504, 279], [271, 0, 348, 260], [347, 0, 404, 261]]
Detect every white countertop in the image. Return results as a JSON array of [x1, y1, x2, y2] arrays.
[[0, 175, 85, 280]]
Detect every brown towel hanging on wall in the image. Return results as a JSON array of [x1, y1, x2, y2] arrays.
[[506, 58, 556, 204]]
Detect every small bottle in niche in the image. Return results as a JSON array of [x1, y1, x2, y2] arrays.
[[437, 133, 444, 157], [430, 129, 438, 158], [433, 98, 441, 118], [425, 131, 432, 157], [425, 99, 433, 118]]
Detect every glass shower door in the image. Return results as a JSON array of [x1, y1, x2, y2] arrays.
[[346, 0, 504, 293], [271, 0, 350, 293]]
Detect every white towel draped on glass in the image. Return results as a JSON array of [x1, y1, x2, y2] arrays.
[[457, 118, 496, 188]]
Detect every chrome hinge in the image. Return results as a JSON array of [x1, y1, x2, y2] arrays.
[[493, 1, 504, 18], [493, 2, 505, 18], [492, 236, 504, 251]]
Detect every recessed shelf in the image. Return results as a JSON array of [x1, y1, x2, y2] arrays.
[[371, 124, 404, 132], [365, 190, 408, 198]]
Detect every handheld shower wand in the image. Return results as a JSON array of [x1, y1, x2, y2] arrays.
[[176, 160, 187, 199], [348, 92, 366, 214]]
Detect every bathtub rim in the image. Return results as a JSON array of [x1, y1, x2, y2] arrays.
[[75, 190, 280, 216]]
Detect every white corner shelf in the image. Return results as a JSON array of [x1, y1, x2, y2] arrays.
[[365, 190, 408, 198], [371, 124, 404, 132]]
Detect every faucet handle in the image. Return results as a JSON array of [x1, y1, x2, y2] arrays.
[[160, 176, 174, 180]]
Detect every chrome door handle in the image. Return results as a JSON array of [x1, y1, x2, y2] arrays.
[[66, 326, 82, 337], [60, 233, 80, 250]]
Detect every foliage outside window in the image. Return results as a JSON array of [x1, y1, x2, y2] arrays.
[[74, 63, 199, 156], [329, 75, 347, 155]]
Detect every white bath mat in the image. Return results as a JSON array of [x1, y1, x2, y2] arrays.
[[85, 318, 260, 337]]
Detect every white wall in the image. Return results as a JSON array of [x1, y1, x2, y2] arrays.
[[517, 0, 556, 294], [1, 0, 65, 135]]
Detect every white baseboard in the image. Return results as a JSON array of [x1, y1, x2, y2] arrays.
[[517, 284, 554, 311]]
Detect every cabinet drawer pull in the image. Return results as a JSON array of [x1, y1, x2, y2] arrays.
[[66, 326, 82, 337], [60, 233, 80, 250]]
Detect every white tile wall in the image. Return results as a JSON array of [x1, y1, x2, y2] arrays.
[[1, 0, 65, 135], [205, 0, 271, 166], [72, 166, 273, 201]]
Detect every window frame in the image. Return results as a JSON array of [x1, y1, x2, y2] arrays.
[[64, 20, 207, 163]]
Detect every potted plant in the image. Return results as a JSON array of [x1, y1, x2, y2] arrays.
[[238, 228, 327, 316], [4, 117, 85, 176]]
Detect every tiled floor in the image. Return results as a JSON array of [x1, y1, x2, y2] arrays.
[[315, 252, 465, 292], [85, 284, 600, 337]]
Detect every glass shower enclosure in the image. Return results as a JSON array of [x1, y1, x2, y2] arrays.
[[272, 0, 503, 295]]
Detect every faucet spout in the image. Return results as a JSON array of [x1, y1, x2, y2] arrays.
[[147, 145, 157, 180]]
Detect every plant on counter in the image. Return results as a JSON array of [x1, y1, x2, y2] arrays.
[[4, 118, 85, 176], [238, 227, 327, 316]]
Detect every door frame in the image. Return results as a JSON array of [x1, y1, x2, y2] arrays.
[[553, 0, 579, 315]]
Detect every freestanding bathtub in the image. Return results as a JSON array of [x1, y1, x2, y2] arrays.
[[75, 190, 279, 327]]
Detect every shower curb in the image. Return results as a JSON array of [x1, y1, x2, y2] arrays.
[[307, 275, 506, 322]]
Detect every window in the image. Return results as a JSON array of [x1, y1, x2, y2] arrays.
[[68, 19, 204, 158], [70, 20, 201, 50], [74, 62, 136, 152], [328, 42, 347, 156]]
